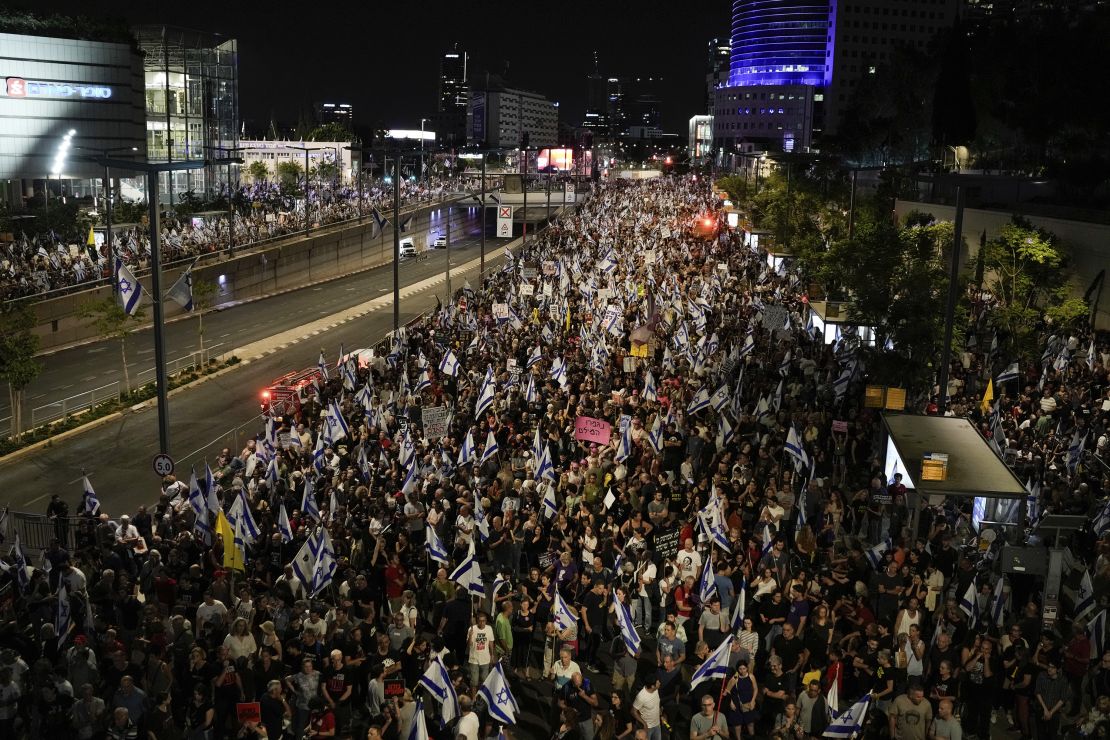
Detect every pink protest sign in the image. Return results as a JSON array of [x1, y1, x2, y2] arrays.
[[575, 416, 612, 445]]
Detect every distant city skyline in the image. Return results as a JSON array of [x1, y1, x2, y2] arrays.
[[31, 0, 727, 135]]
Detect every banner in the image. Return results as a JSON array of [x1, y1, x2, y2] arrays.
[[422, 406, 449, 440], [575, 416, 612, 445]]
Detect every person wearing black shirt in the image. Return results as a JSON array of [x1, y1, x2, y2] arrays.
[[772, 623, 806, 696], [438, 589, 472, 660], [579, 580, 608, 671], [761, 658, 788, 731], [259, 679, 291, 740]]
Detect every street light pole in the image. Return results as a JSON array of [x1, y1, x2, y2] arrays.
[[445, 200, 452, 300], [847, 169, 858, 240], [936, 183, 966, 415], [393, 149, 401, 332], [480, 152, 486, 278], [145, 173, 171, 454], [522, 148, 528, 246]]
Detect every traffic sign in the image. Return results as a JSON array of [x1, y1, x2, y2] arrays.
[[152, 453, 175, 477]]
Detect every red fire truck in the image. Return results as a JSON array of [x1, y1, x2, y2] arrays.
[[260, 367, 324, 416]]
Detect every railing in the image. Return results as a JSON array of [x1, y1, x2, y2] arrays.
[[6, 512, 88, 553], [29, 381, 121, 428], [6, 191, 475, 305], [133, 342, 226, 387]]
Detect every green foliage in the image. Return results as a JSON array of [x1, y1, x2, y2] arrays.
[[246, 160, 269, 182], [111, 200, 147, 225], [77, 296, 146, 340], [714, 176, 751, 204], [0, 302, 42, 392], [308, 123, 355, 142], [979, 218, 1084, 361], [275, 160, 303, 188], [174, 190, 206, 218]]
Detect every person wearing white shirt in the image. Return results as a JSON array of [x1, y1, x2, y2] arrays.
[[677, 540, 702, 582], [455, 696, 479, 740], [633, 677, 662, 740], [466, 611, 496, 688], [633, 552, 657, 633], [115, 515, 140, 546]]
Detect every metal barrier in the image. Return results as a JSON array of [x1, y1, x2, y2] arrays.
[[29, 381, 121, 428], [8, 511, 87, 553], [134, 342, 226, 387]]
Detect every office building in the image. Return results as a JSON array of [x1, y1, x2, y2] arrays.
[[0, 29, 147, 205], [134, 25, 238, 203], [713, 0, 957, 154], [467, 83, 558, 149], [625, 76, 664, 139], [314, 101, 354, 129], [705, 37, 730, 114], [583, 51, 612, 139], [238, 139, 357, 185], [438, 45, 468, 112]]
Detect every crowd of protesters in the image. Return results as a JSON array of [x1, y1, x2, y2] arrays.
[[0, 174, 1108, 740], [0, 176, 462, 300]]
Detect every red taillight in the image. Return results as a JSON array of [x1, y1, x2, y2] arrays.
[[262, 390, 271, 399]]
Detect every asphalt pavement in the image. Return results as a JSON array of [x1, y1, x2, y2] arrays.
[[0, 208, 484, 426], [0, 212, 516, 513]]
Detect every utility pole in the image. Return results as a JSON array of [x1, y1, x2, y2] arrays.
[[936, 183, 966, 415], [146, 174, 170, 454], [445, 202, 452, 299], [479, 152, 486, 278], [848, 169, 858, 240], [522, 148, 528, 246], [393, 149, 401, 331]]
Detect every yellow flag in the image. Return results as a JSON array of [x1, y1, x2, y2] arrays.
[[87, 225, 96, 246], [216, 511, 244, 571], [979, 378, 994, 415]]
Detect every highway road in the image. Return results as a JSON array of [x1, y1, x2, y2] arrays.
[[0, 207, 520, 514], [0, 207, 485, 428]]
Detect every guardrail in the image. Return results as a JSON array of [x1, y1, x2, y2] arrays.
[[30, 381, 121, 428], [133, 342, 226, 387]]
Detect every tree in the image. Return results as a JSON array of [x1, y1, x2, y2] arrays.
[[191, 279, 219, 356], [0, 301, 43, 438], [77, 297, 146, 394], [311, 151, 340, 185], [979, 218, 1085, 362], [308, 122, 355, 142], [246, 160, 269, 182], [275, 160, 303, 188]]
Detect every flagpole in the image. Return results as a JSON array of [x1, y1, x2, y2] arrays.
[[712, 669, 731, 728]]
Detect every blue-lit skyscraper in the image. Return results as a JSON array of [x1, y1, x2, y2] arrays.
[[728, 0, 833, 88]]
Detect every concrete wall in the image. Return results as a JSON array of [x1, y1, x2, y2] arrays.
[[31, 200, 473, 350], [895, 200, 1110, 330]]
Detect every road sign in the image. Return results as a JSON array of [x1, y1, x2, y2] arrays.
[[152, 453, 175, 477], [496, 205, 513, 237]]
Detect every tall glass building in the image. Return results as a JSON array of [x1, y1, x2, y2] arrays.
[[728, 0, 833, 88], [134, 25, 238, 204]]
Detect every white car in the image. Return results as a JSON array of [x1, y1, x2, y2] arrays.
[[432, 234, 448, 248], [399, 238, 417, 258]]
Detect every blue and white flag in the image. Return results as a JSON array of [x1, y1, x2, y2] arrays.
[[116, 257, 143, 315], [527, 345, 543, 369], [612, 590, 641, 655], [647, 415, 665, 454], [687, 386, 711, 415], [475, 366, 496, 418], [823, 695, 871, 737], [234, 489, 261, 543], [425, 524, 450, 564], [1076, 569, 1096, 622], [865, 538, 892, 570], [760, 524, 775, 561], [166, 260, 196, 311], [730, 579, 747, 632], [323, 401, 349, 444], [419, 655, 460, 722], [524, 374, 538, 404], [205, 463, 221, 514], [439, 349, 461, 377], [312, 435, 327, 473], [535, 443, 557, 483], [698, 558, 717, 604], [1067, 431, 1086, 474], [11, 532, 30, 590], [690, 634, 734, 688], [550, 356, 568, 387], [784, 425, 808, 472], [277, 502, 293, 543], [56, 582, 71, 647], [187, 468, 205, 518], [480, 428, 500, 464], [1089, 609, 1107, 660], [552, 589, 578, 631], [738, 333, 755, 358], [479, 662, 520, 725], [1088, 339, 1097, 371], [82, 475, 101, 516], [1094, 499, 1110, 538], [301, 476, 320, 521], [372, 208, 388, 232], [474, 492, 490, 543], [958, 581, 978, 627], [457, 429, 476, 466], [996, 362, 1020, 385], [989, 575, 1006, 628], [614, 421, 633, 463], [541, 482, 558, 520], [317, 350, 330, 381], [642, 370, 658, 403], [407, 697, 429, 740], [449, 540, 485, 596]]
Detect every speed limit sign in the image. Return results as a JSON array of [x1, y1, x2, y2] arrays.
[[152, 453, 175, 477]]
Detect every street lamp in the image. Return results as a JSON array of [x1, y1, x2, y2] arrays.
[[48, 129, 77, 213]]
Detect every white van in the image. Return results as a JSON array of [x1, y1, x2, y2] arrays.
[[399, 237, 417, 258]]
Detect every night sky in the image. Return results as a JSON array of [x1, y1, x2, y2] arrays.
[[35, 0, 729, 135]]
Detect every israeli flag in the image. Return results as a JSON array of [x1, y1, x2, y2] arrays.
[[457, 429, 476, 466], [1067, 431, 1086, 474], [996, 362, 1020, 385], [277, 502, 293, 543], [698, 558, 718, 604], [301, 476, 320, 521], [235, 489, 261, 543], [823, 695, 871, 737], [614, 422, 633, 463], [449, 541, 485, 596], [401, 458, 418, 494], [760, 525, 775, 561], [541, 482, 558, 520], [535, 443, 557, 483], [958, 581, 978, 627], [552, 589, 578, 631], [730, 579, 747, 632], [690, 634, 734, 688], [1076, 569, 1096, 622], [865, 538, 892, 570], [531, 427, 544, 463], [648, 415, 664, 453], [479, 662, 520, 725], [785, 425, 809, 472], [419, 655, 460, 722], [687, 386, 711, 415], [612, 590, 641, 655], [187, 468, 205, 519], [439, 349, 461, 377], [414, 368, 432, 393], [56, 582, 71, 647], [317, 350, 330, 381], [550, 356, 568, 386], [204, 463, 221, 514], [1088, 339, 1097, 371], [475, 366, 496, 418], [1088, 610, 1107, 660], [480, 428, 500, 464], [474, 492, 490, 543], [527, 345, 543, 369], [642, 370, 658, 402], [524, 374, 538, 404], [425, 524, 450, 564], [718, 414, 736, 448], [116, 257, 143, 315], [738, 333, 755, 358], [408, 697, 429, 740], [312, 435, 327, 473], [989, 575, 1007, 628], [11, 532, 30, 590], [166, 260, 195, 311], [372, 208, 388, 232], [82, 475, 102, 516]]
